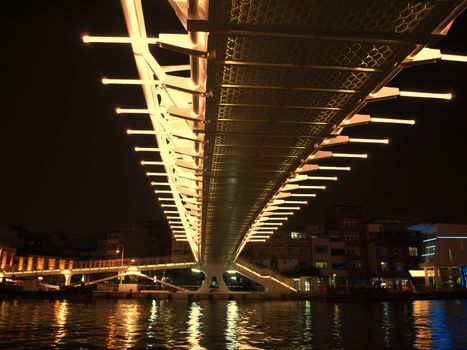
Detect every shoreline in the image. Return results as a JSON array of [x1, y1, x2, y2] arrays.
[[1, 288, 466, 302]]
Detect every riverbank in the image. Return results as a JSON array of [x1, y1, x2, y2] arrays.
[[90, 289, 467, 301], [303, 289, 467, 302], [0, 285, 93, 300], [2, 284, 466, 301]]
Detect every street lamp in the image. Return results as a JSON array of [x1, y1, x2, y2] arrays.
[[116, 245, 124, 283]]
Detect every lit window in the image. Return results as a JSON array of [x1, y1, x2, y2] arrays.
[[380, 261, 388, 272], [409, 247, 418, 257], [291, 231, 309, 239], [315, 261, 328, 269]]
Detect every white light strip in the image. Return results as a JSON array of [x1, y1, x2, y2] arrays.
[[333, 153, 368, 159], [400, 91, 452, 100], [318, 166, 351, 171], [102, 78, 159, 85], [82, 35, 158, 44], [271, 212, 294, 215], [135, 147, 160, 152], [250, 231, 274, 234], [151, 182, 170, 186], [127, 129, 158, 135], [299, 185, 326, 189], [141, 161, 164, 165], [282, 200, 307, 204], [371, 117, 415, 125], [270, 207, 300, 210], [349, 138, 389, 144], [308, 176, 338, 181], [248, 239, 266, 242], [155, 190, 172, 194], [117, 108, 149, 114], [160, 204, 177, 208], [441, 54, 467, 63], [291, 193, 316, 197]]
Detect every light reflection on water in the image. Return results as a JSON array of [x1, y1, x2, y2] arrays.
[[0, 298, 466, 349], [53, 299, 68, 345], [187, 302, 204, 350]]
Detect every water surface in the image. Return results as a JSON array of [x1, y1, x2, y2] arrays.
[[0, 298, 466, 349]]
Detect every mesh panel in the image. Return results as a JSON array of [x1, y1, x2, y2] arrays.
[[215, 0, 445, 35], [216, 120, 270, 133], [216, 36, 303, 64], [216, 0, 322, 28], [219, 87, 283, 104], [305, 41, 409, 69], [286, 90, 356, 108], [323, 1, 438, 34], [217, 105, 338, 122], [217, 64, 293, 86], [296, 69, 376, 91]]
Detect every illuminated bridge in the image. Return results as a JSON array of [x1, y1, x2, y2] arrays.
[[81, 0, 466, 293]]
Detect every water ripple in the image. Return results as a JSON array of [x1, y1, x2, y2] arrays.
[[0, 299, 466, 349]]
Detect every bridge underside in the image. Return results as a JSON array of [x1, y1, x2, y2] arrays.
[[194, 0, 464, 267], [114, 0, 465, 269]]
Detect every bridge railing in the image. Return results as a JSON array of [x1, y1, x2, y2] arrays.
[[1, 255, 195, 274], [235, 257, 293, 288], [73, 255, 195, 270]]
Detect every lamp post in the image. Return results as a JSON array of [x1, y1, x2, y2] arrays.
[[116, 245, 124, 283]]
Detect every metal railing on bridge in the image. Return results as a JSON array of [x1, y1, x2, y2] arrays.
[[73, 255, 194, 270], [235, 257, 295, 291], [1, 255, 196, 276]]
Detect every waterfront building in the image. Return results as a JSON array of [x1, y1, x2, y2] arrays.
[[241, 230, 314, 275], [408, 223, 467, 289], [326, 206, 369, 287], [366, 219, 422, 289], [96, 225, 162, 259]]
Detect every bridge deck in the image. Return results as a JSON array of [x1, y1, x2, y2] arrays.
[[1, 256, 195, 278], [196, 0, 464, 266]]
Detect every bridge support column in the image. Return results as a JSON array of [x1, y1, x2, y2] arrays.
[[197, 268, 230, 293], [62, 270, 72, 286]]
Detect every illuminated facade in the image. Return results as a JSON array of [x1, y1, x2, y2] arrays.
[[81, 0, 466, 292], [409, 223, 467, 288]]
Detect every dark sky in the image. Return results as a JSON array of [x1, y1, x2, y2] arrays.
[[1, 2, 466, 236]]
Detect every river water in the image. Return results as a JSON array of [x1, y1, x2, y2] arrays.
[[0, 298, 466, 349]]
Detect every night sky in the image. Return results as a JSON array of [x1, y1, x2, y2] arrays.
[[2, 2, 466, 236]]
